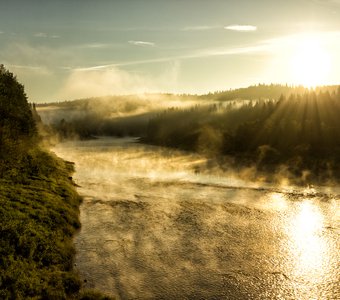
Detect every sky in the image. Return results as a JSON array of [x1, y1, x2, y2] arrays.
[[1, 0, 340, 102]]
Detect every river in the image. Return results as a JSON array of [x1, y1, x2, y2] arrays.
[[53, 137, 340, 300]]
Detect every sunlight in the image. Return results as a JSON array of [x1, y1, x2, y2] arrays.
[[288, 201, 328, 287], [291, 35, 331, 88], [265, 192, 288, 211]]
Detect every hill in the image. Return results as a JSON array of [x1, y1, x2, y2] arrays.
[[203, 83, 340, 101]]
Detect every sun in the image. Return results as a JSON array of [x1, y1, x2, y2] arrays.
[[291, 35, 331, 88]]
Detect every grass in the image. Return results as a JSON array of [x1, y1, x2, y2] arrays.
[[0, 147, 114, 299]]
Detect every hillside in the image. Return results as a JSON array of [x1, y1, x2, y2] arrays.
[[203, 83, 340, 101]]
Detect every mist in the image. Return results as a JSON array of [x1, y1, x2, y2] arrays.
[[33, 83, 340, 299], [36, 84, 340, 185], [36, 92, 218, 141], [3, 1, 340, 298], [53, 137, 340, 299], [37, 93, 204, 124], [34, 83, 340, 299]]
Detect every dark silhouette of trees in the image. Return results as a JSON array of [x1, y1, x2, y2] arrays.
[[0, 65, 37, 175], [0, 65, 36, 139], [144, 89, 340, 182]]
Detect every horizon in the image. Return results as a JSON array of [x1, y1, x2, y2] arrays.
[[34, 82, 340, 105], [1, 0, 340, 102]]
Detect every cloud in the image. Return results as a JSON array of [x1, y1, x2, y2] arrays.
[[58, 67, 156, 100], [34, 32, 48, 38], [70, 42, 269, 71], [182, 26, 217, 31], [128, 40, 155, 47], [72, 31, 340, 72], [57, 61, 184, 100], [34, 32, 60, 38], [224, 25, 257, 32], [0, 42, 69, 68], [72, 57, 172, 71], [7, 64, 48, 71], [79, 43, 109, 49], [5, 64, 52, 79], [67, 30, 340, 75]]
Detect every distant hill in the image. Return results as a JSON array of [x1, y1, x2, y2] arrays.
[[35, 84, 340, 144], [36, 93, 205, 139], [203, 83, 340, 101]]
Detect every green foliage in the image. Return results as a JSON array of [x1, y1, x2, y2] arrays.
[[0, 65, 37, 176], [0, 65, 36, 139], [0, 149, 83, 299], [0, 66, 111, 299]]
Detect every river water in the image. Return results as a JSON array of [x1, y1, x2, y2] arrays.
[[53, 137, 340, 300]]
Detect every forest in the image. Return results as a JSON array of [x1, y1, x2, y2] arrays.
[[40, 84, 340, 184], [145, 89, 340, 183]]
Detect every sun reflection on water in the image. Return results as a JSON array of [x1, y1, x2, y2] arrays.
[[288, 200, 329, 298], [53, 138, 339, 299]]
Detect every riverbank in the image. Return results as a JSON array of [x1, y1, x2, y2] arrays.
[[0, 146, 112, 299], [0, 66, 113, 299], [0, 146, 80, 298]]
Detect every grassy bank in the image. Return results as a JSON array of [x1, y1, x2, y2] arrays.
[[0, 65, 112, 299], [0, 147, 113, 299], [0, 146, 81, 299]]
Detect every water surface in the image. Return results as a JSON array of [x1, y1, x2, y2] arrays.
[[53, 137, 340, 300]]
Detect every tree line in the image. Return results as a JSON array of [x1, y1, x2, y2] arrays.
[[144, 89, 340, 183]]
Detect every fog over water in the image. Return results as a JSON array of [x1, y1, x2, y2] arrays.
[[53, 137, 340, 300]]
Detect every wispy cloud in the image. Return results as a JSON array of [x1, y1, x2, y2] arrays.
[[224, 25, 257, 32], [34, 32, 60, 38], [182, 25, 218, 31], [71, 42, 268, 72], [80, 43, 109, 49], [7, 64, 52, 76], [8, 30, 340, 82], [0, 42, 71, 75], [8, 64, 44, 70], [72, 31, 340, 72], [34, 32, 48, 38], [128, 40, 155, 47]]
